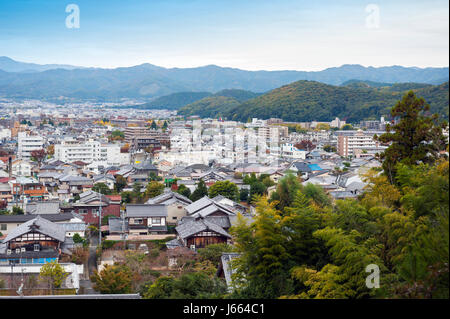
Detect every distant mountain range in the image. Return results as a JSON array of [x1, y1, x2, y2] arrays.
[[130, 89, 261, 110], [178, 80, 449, 123], [0, 56, 83, 73], [0, 57, 448, 101]]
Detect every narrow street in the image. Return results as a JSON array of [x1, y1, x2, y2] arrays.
[[78, 234, 99, 294]]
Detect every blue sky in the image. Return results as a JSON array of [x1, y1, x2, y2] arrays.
[[0, 0, 448, 70]]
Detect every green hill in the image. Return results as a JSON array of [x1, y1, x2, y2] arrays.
[[178, 89, 260, 117], [135, 91, 212, 110], [179, 80, 449, 123], [212, 89, 262, 101]]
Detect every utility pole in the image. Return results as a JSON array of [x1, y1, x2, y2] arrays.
[[98, 192, 102, 247]]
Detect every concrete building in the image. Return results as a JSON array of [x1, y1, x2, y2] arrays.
[[54, 139, 126, 166], [336, 130, 385, 157], [17, 132, 44, 160]]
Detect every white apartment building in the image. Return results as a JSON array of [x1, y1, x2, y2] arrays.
[[17, 131, 45, 159], [336, 130, 385, 157], [54, 139, 128, 166], [281, 143, 308, 160], [0, 128, 11, 140]]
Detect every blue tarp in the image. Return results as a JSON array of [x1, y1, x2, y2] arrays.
[[307, 164, 323, 171]]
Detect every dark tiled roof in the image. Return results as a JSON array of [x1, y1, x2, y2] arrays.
[[176, 218, 231, 240], [126, 204, 168, 218], [0, 212, 75, 223]]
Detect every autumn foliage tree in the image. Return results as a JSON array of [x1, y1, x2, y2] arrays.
[[31, 149, 47, 165], [91, 264, 133, 294]]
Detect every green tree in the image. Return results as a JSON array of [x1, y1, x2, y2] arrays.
[[249, 181, 267, 201], [190, 180, 208, 201], [230, 197, 293, 298], [93, 182, 112, 195], [239, 188, 249, 202], [197, 243, 234, 265], [342, 124, 354, 130], [91, 264, 133, 294], [208, 180, 239, 201], [12, 206, 24, 215], [375, 91, 448, 183], [145, 181, 165, 199], [176, 184, 191, 198], [39, 261, 69, 293], [269, 173, 301, 210], [115, 175, 128, 193]]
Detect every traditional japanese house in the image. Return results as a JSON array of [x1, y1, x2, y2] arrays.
[[0, 216, 70, 265]]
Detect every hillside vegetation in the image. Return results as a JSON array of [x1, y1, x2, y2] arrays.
[[179, 80, 449, 122]]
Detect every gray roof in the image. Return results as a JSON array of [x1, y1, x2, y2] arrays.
[[185, 196, 236, 217], [126, 204, 168, 218], [166, 238, 183, 249], [0, 212, 75, 223], [220, 253, 241, 290], [73, 190, 110, 206], [108, 217, 128, 233], [60, 222, 87, 232], [3, 215, 66, 243], [145, 190, 192, 205], [26, 201, 60, 215], [329, 191, 358, 199], [180, 216, 231, 229], [175, 218, 231, 239]]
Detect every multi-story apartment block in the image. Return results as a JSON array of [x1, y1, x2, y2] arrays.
[[336, 130, 385, 157], [17, 131, 44, 159], [54, 139, 127, 166], [359, 117, 387, 131], [281, 143, 308, 160]]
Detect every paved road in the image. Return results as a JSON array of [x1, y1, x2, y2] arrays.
[[78, 235, 99, 294]]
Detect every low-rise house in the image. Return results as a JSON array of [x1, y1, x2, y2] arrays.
[[0, 212, 84, 238], [0, 183, 12, 202], [11, 159, 32, 177], [25, 200, 61, 215], [145, 190, 192, 225], [68, 190, 121, 225], [58, 175, 93, 197], [184, 196, 237, 218], [92, 174, 116, 190], [10, 177, 49, 202], [0, 216, 70, 265], [174, 218, 232, 249], [125, 204, 168, 235]]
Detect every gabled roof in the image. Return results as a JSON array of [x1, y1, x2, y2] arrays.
[[73, 190, 110, 206], [26, 200, 60, 214], [175, 218, 231, 240], [0, 212, 75, 223], [289, 162, 311, 172], [126, 204, 168, 218], [180, 216, 231, 229], [145, 190, 192, 205], [3, 215, 66, 243], [185, 196, 236, 217]]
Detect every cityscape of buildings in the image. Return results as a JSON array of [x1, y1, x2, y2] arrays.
[[0, 99, 396, 295]]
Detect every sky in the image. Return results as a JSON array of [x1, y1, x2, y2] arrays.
[[0, 0, 448, 71]]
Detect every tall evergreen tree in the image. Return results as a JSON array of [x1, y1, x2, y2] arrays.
[[375, 91, 448, 183], [190, 179, 208, 201]]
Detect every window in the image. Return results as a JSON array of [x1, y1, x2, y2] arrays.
[[34, 244, 40, 252], [0, 224, 6, 231], [79, 209, 88, 214], [152, 217, 161, 225], [172, 216, 178, 220]]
